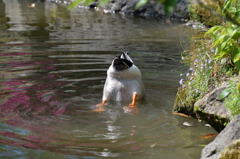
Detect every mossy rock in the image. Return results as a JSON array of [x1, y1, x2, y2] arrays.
[[201, 115, 240, 159], [195, 110, 229, 132], [190, 0, 223, 26], [174, 80, 233, 131], [194, 83, 232, 132], [173, 88, 196, 117], [219, 139, 240, 159]]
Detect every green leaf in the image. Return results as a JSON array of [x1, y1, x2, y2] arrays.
[[135, 0, 148, 9], [214, 44, 221, 58], [232, 47, 240, 69], [214, 34, 226, 46], [226, 27, 234, 36], [234, 11, 240, 19], [219, 87, 232, 99], [229, 7, 236, 12], [232, 28, 240, 40], [214, 37, 231, 60], [84, 0, 94, 5], [164, 0, 177, 16], [232, 46, 240, 63], [68, 0, 85, 10], [238, 83, 240, 93], [205, 26, 223, 36], [234, 58, 240, 70], [150, 143, 157, 148], [223, 0, 233, 15], [99, 0, 111, 6]]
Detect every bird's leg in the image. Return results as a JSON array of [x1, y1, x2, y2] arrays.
[[99, 100, 107, 105], [129, 92, 138, 106], [93, 100, 107, 112], [123, 92, 139, 115]]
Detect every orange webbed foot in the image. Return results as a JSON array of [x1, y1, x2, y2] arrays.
[[123, 92, 139, 115], [92, 100, 107, 112]]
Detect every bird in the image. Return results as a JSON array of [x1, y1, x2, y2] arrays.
[[95, 51, 145, 114]]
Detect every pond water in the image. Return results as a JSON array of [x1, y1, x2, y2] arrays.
[[0, 0, 217, 158]]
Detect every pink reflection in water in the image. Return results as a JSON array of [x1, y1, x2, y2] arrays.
[[1, 77, 69, 117], [0, 57, 74, 151], [3, 59, 56, 69], [0, 57, 124, 157], [0, 52, 30, 56]]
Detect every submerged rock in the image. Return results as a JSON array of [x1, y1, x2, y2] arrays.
[[201, 114, 240, 159]]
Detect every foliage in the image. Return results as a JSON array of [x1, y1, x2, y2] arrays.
[[178, 39, 217, 105], [205, 0, 240, 71], [176, 0, 240, 118], [220, 81, 240, 117], [205, 24, 240, 70], [177, 29, 238, 106], [221, 0, 240, 25], [189, 0, 240, 26]]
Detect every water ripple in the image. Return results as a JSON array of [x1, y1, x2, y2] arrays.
[[0, 1, 216, 158]]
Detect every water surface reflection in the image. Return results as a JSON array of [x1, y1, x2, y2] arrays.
[[0, 0, 217, 158]]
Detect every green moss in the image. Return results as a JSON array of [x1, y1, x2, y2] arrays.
[[219, 140, 240, 159], [173, 87, 197, 117], [189, 0, 223, 26], [193, 104, 200, 112]]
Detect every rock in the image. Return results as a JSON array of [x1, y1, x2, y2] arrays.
[[201, 114, 240, 159], [186, 21, 207, 30], [219, 139, 240, 159], [50, 0, 190, 19], [172, 87, 197, 118], [194, 81, 232, 132], [102, 0, 190, 19], [183, 121, 193, 126]]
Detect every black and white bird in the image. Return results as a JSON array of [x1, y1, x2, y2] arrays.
[[99, 51, 145, 107]]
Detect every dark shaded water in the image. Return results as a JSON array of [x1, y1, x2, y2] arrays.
[[0, 0, 217, 158]]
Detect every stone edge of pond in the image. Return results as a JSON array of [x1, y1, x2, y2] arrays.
[[173, 57, 239, 158], [173, 79, 234, 130], [200, 114, 240, 159], [53, 0, 190, 20], [100, 0, 190, 20]]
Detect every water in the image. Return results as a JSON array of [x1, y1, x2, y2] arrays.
[[0, 0, 217, 158]]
